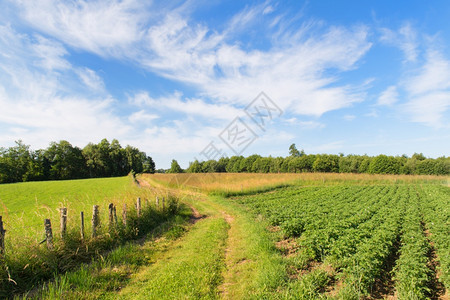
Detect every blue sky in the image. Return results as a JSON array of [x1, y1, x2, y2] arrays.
[[0, 1, 449, 169]]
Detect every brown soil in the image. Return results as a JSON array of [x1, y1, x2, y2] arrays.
[[222, 212, 235, 224], [268, 225, 281, 232], [275, 238, 300, 257], [189, 206, 206, 224], [325, 278, 343, 298]]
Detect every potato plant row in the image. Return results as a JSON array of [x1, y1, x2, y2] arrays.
[[420, 185, 450, 290], [233, 183, 449, 298]]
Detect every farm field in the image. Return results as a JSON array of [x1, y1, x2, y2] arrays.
[[148, 173, 449, 299], [0, 173, 448, 299], [230, 183, 449, 298]]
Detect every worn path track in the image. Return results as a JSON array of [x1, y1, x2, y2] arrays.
[[133, 176, 282, 299]]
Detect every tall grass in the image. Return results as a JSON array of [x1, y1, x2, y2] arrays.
[[146, 173, 447, 196], [0, 175, 180, 298]]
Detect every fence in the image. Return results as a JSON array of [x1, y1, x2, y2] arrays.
[[0, 196, 167, 253]]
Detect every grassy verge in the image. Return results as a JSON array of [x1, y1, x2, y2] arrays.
[[21, 204, 193, 299]]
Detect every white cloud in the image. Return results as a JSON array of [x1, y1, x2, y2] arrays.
[[1, 1, 396, 166], [31, 35, 70, 70], [377, 85, 398, 106], [380, 22, 418, 62], [284, 118, 325, 129], [128, 110, 159, 124], [12, 0, 149, 57], [0, 23, 130, 149], [402, 49, 450, 127], [405, 50, 450, 95], [129, 91, 242, 121], [76, 67, 105, 92], [343, 114, 356, 121], [10, 2, 372, 118], [404, 92, 450, 128], [263, 5, 274, 15]]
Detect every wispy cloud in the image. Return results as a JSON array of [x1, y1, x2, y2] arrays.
[[10, 1, 372, 118], [11, 0, 149, 57], [401, 49, 450, 127], [377, 85, 398, 106], [284, 118, 325, 129], [343, 114, 356, 121], [129, 91, 241, 121], [76, 67, 105, 92], [0, 24, 129, 148], [380, 22, 418, 62]]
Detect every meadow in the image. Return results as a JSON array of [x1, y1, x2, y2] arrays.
[[0, 175, 181, 297]]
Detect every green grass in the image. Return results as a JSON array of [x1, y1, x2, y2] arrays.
[[22, 205, 193, 300], [3, 174, 448, 299], [110, 216, 228, 299], [208, 195, 287, 299], [0, 177, 133, 243], [0, 175, 181, 298]]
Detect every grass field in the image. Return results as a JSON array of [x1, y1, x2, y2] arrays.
[[2, 173, 449, 299], [0, 175, 181, 297], [1, 177, 133, 243]]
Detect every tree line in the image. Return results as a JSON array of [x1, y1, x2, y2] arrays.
[[176, 144, 449, 175], [0, 139, 155, 184]]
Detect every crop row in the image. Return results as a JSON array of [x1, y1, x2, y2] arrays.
[[392, 186, 431, 299], [233, 183, 449, 298], [420, 184, 450, 291]]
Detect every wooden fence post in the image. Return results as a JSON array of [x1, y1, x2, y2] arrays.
[[92, 205, 100, 237], [108, 203, 114, 230], [136, 197, 141, 218], [44, 219, 53, 250], [156, 196, 159, 208], [122, 203, 127, 226], [113, 205, 118, 225], [0, 216, 5, 255], [80, 211, 85, 241], [59, 208, 67, 239]]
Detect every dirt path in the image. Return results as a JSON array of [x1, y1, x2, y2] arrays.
[[138, 175, 238, 298]]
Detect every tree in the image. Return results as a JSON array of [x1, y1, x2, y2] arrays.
[[168, 159, 183, 173], [269, 157, 284, 173], [368, 155, 401, 174], [0, 141, 33, 183], [226, 156, 244, 173], [240, 154, 261, 172], [202, 160, 219, 173], [45, 140, 86, 180], [312, 154, 339, 173], [358, 156, 371, 173], [187, 160, 202, 173], [289, 143, 304, 157], [412, 153, 426, 161], [252, 157, 271, 173], [124, 145, 145, 173], [216, 157, 229, 173], [143, 156, 156, 173]]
